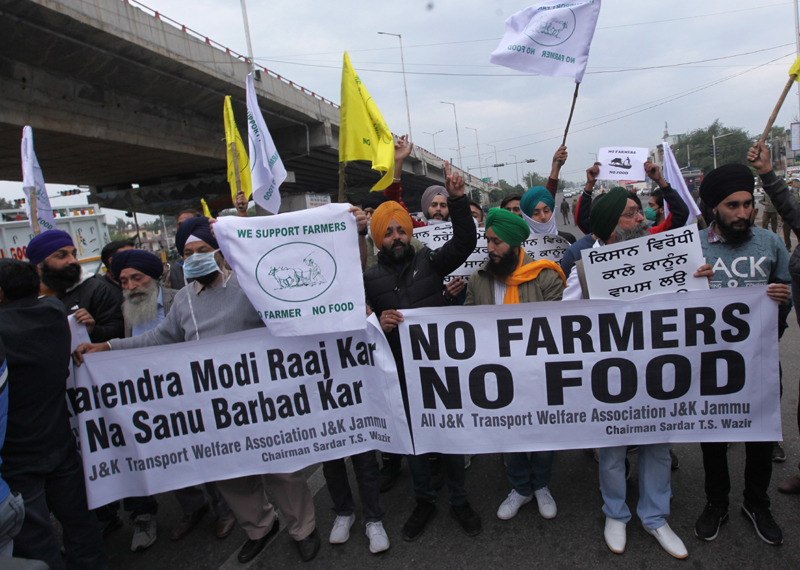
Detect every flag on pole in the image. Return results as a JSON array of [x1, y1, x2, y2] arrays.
[[661, 141, 701, 224], [339, 51, 394, 192], [20, 126, 56, 233], [200, 198, 212, 218], [489, 0, 601, 83], [246, 73, 286, 214], [790, 54, 800, 79], [223, 96, 252, 202]]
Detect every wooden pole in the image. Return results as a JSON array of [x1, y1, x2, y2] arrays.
[[24, 187, 41, 236], [562, 82, 581, 146], [338, 162, 346, 203], [760, 75, 797, 143], [231, 140, 248, 216]]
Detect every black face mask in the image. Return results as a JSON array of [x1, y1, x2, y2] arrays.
[[382, 241, 415, 263], [716, 214, 753, 244], [488, 247, 519, 279], [40, 262, 82, 293]]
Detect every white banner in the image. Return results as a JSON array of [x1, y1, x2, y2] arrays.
[[246, 73, 286, 214], [67, 315, 91, 449], [413, 223, 569, 282], [20, 126, 56, 233], [597, 147, 649, 181], [72, 320, 412, 509], [662, 141, 701, 223], [489, 0, 601, 83], [583, 225, 708, 300], [214, 204, 366, 336], [397, 288, 781, 455]]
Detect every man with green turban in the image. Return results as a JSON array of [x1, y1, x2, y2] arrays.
[[464, 208, 566, 522]]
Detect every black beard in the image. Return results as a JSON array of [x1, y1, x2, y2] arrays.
[[613, 220, 651, 243], [488, 247, 520, 279], [40, 262, 81, 293], [716, 215, 753, 244], [382, 241, 414, 263]]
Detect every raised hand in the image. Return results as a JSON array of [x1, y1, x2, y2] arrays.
[[444, 162, 465, 199]]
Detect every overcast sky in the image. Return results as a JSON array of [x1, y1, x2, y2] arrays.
[[3, 0, 799, 220]]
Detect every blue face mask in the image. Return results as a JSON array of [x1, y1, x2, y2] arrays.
[[183, 250, 220, 279]]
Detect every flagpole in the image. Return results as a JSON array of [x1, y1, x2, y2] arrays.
[[338, 162, 345, 203], [760, 75, 798, 143], [230, 140, 245, 215], [24, 187, 41, 235], [562, 83, 580, 146]]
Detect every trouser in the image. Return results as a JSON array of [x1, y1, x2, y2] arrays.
[[95, 495, 158, 522], [0, 492, 24, 556], [407, 453, 468, 506], [598, 444, 671, 531], [323, 451, 384, 523], [762, 211, 778, 233], [215, 472, 315, 541], [701, 441, 772, 510], [504, 451, 555, 496], [173, 482, 230, 517], [5, 442, 107, 570]]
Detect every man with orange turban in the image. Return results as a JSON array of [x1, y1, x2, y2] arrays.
[[463, 207, 565, 522], [364, 163, 478, 543]]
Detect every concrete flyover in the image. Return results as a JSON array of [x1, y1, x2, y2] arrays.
[[0, 0, 497, 215]]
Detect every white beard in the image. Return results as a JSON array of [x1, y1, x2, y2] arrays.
[[122, 280, 160, 327]]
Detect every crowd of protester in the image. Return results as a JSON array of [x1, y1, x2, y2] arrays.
[[0, 138, 796, 567]]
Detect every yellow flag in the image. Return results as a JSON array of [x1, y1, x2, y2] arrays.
[[224, 96, 253, 202], [200, 198, 212, 218], [339, 52, 394, 192], [790, 55, 800, 80]]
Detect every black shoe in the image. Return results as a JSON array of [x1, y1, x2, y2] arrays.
[[670, 448, 680, 470], [741, 503, 783, 545], [237, 519, 280, 563], [296, 528, 320, 562], [379, 460, 402, 493], [430, 455, 445, 491], [772, 442, 786, 462], [450, 501, 482, 537], [402, 501, 437, 542], [695, 502, 728, 541]]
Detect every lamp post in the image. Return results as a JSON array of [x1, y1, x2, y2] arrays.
[[423, 130, 443, 156], [465, 127, 483, 181], [712, 132, 734, 169], [378, 32, 412, 142], [441, 102, 463, 170], [487, 143, 499, 184], [510, 154, 519, 186], [239, 0, 257, 78]]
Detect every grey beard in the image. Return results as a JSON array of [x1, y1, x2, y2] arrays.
[[613, 221, 650, 243], [122, 280, 160, 327]]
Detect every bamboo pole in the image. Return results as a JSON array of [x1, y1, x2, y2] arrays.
[[760, 75, 797, 143], [562, 82, 581, 146], [338, 162, 346, 203], [24, 187, 41, 235]]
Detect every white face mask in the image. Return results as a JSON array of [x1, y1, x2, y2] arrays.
[[183, 249, 220, 279], [522, 211, 558, 235]]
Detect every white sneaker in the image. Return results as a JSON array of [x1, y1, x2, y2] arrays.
[[329, 514, 356, 544], [131, 514, 157, 552], [604, 517, 626, 554], [533, 487, 557, 519], [365, 521, 390, 553], [645, 522, 688, 559], [496, 490, 532, 520]]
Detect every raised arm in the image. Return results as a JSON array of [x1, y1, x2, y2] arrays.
[[431, 163, 478, 276], [750, 141, 800, 233], [575, 162, 600, 235], [645, 162, 688, 233]]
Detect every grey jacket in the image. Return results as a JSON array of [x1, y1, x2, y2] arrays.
[[464, 253, 564, 305]]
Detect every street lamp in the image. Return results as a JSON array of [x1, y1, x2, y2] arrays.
[[440, 102, 463, 170], [378, 32, 412, 142], [487, 143, 499, 184], [712, 132, 734, 169], [423, 130, 443, 156], [510, 154, 519, 186], [465, 127, 483, 181], [239, 0, 258, 78]]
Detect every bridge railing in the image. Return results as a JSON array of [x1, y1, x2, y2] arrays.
[[121, 0, 340, 109]]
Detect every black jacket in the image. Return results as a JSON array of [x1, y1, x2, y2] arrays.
[[58, 276, 124, 342], [0, 296, 72, 471]]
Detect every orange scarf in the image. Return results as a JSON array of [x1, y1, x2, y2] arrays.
[[500, 249, 566, 304]]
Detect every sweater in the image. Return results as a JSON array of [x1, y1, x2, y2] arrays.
[[0, 296, 73, 470], [109, 272, 264, 349]]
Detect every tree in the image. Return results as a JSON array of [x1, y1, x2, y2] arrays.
[[672, 119, 755, 174]]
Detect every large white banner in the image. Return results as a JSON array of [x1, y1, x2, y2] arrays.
[[583, 225, 708, 300], [67, 315, 91, 449], [597, 146, 649, 181], [20, 126, 56, 233], [72, 320, 412, 509], [397, 288, 781, 455], [414, 223, 569, 282], [215, 203, 365, 336], [246, 73, 286, 214], [489, 0, 601, 82]]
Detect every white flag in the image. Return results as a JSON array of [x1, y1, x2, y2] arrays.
[[246, 74, 286, 214], [20, 126, 56, 233], [662, 141, 701, 224], [489, 0, 601, 83]]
